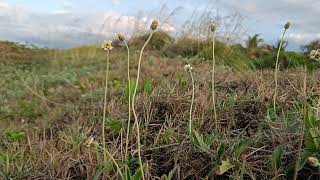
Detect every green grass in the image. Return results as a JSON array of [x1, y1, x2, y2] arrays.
[[0, 39, 320, 179]]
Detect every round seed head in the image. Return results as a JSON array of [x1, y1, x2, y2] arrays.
[[284, 22, 291, 30], [210, 23, 216, 32], [184, 64, 193, 72], [117, 33, 125, 41], [307, 157, 320, 167], [150, 19, 159, 31], [101, 40, 113, 51]]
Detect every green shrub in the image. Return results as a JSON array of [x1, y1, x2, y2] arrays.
[[162, 36, 201, 58], [253, 51, 319, 70], [4, 129, 25, 142], [129, 31, 174, 51]]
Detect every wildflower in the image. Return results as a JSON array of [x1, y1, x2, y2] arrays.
[[210, 22, 216, 32], [86, 137, 95, 148], [284, 22, 291, 30], [307, 157, 320, 167], [150, 19, 159, 31], [101, 40, 113, 51], [117, 33, 125, 41], [184, 64, 193, 72], [309, 49, 320, 61]]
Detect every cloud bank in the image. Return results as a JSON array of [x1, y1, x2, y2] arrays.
[[0, 1, 174, 48], [0, 0, 319, 50]]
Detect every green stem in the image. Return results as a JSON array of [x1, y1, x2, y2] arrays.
[[102, 50, 110, 162], [98, 144, 124, 179], [131, 30, 154, 180], [188, 70, 195, 136], [273, 29, 287, 114], [212, 33, 217, 131], [293, 65, 307, 180], [124, 40, 131, 161]]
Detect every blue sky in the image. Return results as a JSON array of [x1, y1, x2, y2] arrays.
[[0, 0, 319, 50]]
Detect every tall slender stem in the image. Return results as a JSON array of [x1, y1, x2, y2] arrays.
[[124, 41, 131, 161], [98, 144, 124, 179], [132, 31, 154, 180], [293, 65, 307, 180], [273, 29, 287, 113], [212, 33, 218, 131], [188, 70, 195, 136], [102, 50, 110, 162]]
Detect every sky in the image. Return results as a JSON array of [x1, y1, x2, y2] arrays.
[[0, 0, 319, 50]]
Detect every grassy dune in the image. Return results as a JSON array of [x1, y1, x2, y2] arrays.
[[0, 40, 320, 179]]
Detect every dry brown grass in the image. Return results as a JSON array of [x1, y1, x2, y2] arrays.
[[1, 42, 320, 179]]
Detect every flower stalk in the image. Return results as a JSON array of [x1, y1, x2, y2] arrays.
[[293, 64, 308, 180], [101, 40, 113, 162], [184, 64, 194, 136], [210, 23, 218, 131], [118, 33, 132, 161], [131, 19, 158, 180], [273, 22, 290, 113]]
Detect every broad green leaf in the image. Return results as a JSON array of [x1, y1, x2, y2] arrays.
[[308, 128, 320, 151], [132, 168, 143, 180], [125, 80, 136, 102], [217, 160, 235, 175], [272, 146, 284, 171], [106, 118, 123, 134], [286, 150, 312, 176], [4, 129, 25, 142], [143, 79, 153, 94], [304, 107, 318, 129], [191, 130, 210, 152], [161, 166, 177, 180], [216, 143, 225, 162], [204, 133, 214, 146], [93, 165, 104, 180], [240, 160, 245, 180], [234, 139, 251, 160]]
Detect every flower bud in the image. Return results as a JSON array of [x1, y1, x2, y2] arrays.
[[150, 19, 159, 31], [284, 22, 291, 30], [210, 23, 216, 33], [307, 157, 320, 167], [117, 33, 125, 41]]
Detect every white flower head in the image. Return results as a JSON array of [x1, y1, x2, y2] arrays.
[[101, 40, 113, 51], [86, 137, 95, 148], [184, 64, 193, 72], [307, 156, 320, 167]]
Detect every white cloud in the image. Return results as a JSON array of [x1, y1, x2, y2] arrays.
[[0, 3, 175, 48], [0, 1, 10, 9], [52, 10, 70, 15], [2, 0, 318, 50], [288, 33, 320, 44], [111, 0, 121, 5]]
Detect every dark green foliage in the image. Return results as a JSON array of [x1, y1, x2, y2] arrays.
[[272, 146, 284, 171], [301, 40, 320, 55], [3, 129, 25, 142], [162, 36, 202, 58], [252, 51, 319, 70], [143, 79, 153, 94], [129, 31, 175, 51], [106, 117, 123, 134], [125, 79, 136, 102]]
